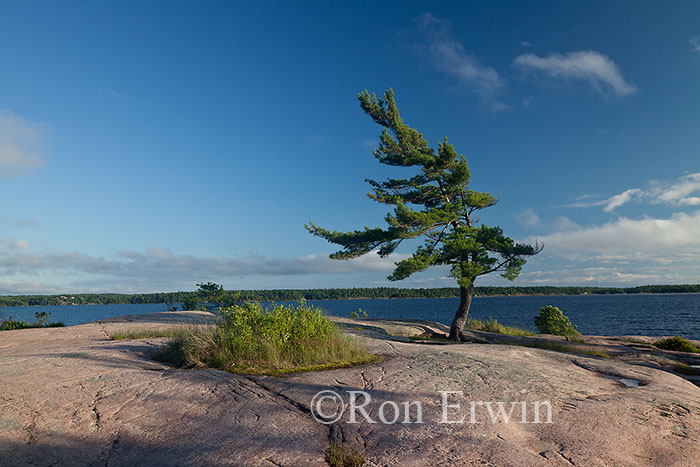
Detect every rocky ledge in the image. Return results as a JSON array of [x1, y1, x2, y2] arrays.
[[1, 311, 698, 466]]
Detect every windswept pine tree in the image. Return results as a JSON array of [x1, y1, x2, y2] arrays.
[[307, 89, 542, 339]]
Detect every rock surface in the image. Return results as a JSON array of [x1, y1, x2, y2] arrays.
[[1, 311, 698, 466]]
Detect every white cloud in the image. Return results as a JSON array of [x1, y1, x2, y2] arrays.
[[561, 173, 700, 211], [514, 50, 637, 96], [691, 36, 700, 55], [415, 13, 508, 110], [650, 172, 700, 207], [534, 212, 700, 258], [516, 267, 656, 285], [602, 188, 643, 212], [0, 111, 45, 177]]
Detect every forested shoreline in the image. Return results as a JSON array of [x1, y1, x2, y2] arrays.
[[1, 284, 700, 307]]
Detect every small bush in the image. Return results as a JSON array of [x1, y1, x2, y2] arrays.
[[654, 336, 700, 353], [466, 317, 535, 336], [160, 301, 375, 374], [534, 306, 578, 336]]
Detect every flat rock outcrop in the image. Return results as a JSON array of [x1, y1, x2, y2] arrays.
[[1, 312, 698, 466]]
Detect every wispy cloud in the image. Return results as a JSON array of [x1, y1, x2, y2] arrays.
[[0, 111, 46, 177], [691, 36, 700, 55], [518, 208, 579, 232], [514, 50, 637, 97], [602, 188, 644, 212], [560, 173, 700, 212], [98, 88, 127, 101], [517, 207, 541, 228], [414, 13, 508, 111], [0, 239, 408, 293], [0, 216, 39, 229]]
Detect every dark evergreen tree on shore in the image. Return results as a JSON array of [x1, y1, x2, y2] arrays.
[[306, 89, 542, 339]]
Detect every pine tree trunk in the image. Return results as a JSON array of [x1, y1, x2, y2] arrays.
[[449, 284, 474, 340]]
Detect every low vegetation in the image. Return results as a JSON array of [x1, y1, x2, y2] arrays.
[[0, 312, 64, 331], [534, 306, 579, 336], [326, 441, 365, 467], [499, 339, 611, 359], [674, 364, 700, 376], [157, 301, 376, 375], [654, 336, 700, 353], [466, 317, 535, 336]]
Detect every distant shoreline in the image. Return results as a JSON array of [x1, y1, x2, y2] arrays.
[[2, 285, 700, 307]]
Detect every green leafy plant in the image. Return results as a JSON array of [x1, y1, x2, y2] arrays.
[[349, 308, 368, 319], [534, 306, 579, 336]]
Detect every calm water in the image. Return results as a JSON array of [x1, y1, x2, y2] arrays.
[[1, 294, 698, 340]]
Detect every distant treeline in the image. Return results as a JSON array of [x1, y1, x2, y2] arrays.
[[1, 284, 700, 307]]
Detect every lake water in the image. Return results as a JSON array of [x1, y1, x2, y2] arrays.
[[1, 294, 699, 340]]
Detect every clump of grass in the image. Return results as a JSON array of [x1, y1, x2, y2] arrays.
[[466, 318, 535, 336], [0, 312, 64, 331], [110, 328, 184, 340], [565, 335, 585, 344], [654, 336, 700, 353], [158, 301, 376, 375], [674, 364, 700, 376], [617, 337, 652, 346], [326, 441, 365, 467]]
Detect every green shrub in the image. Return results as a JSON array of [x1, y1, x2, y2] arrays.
[[160, 301, 375, 374], [654, 336, 700, 353], [534, 306, 578, 336], [466, 317, 535, 336]]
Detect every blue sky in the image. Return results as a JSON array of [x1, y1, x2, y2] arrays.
[[1, 1, 700, 293]]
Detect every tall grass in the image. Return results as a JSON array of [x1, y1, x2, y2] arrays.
[[466, 318, 535, 336], [158, 301, 375, 375]]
